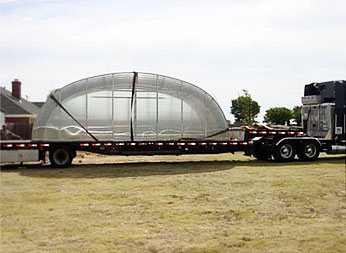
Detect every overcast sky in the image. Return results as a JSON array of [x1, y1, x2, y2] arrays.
[[1, 0, 345, 121]]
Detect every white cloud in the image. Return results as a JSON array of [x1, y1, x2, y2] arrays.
[[1, 0, 345, 121]]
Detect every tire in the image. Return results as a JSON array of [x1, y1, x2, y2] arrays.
[[49, 146, 74, 168], [297, 141, 320, 161], [273, 141, 296, 162]]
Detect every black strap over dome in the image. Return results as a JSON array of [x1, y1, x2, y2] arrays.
[[49, 94, 99, 142]]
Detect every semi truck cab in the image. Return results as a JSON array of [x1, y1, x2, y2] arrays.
[[302, 80, 345, 141]]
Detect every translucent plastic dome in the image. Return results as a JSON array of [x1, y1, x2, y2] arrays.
[[32, 72, 229, 141]]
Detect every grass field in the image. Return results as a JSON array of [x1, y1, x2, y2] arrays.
[[1, 153, 345, 253]]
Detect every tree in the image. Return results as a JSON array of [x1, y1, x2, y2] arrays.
[[264, 107, 292, 125], [292, 106, 302, 126], [231, 90, 260, 125]]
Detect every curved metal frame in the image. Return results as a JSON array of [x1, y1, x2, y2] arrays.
[[33, 72, 228, 141]]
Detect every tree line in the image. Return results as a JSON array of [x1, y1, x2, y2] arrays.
[[230, 90, 302, 126]]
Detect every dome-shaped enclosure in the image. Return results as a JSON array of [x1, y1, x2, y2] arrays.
[[32, 72, 229, 141]]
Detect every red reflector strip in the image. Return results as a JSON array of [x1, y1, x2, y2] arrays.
[[80, 143, 89, 147], [249, 131, 257, 134], [167, 142, 175, 146], [3, 144, 13, 147], [288, 131, 295, 135], [40, 144, 50, 147], [198, 142, 207, 146], [209, 142, 218, 146], [155, 142, 163, 146], [103, 143, 112, 146], [115, 143, 124, 146], [177, 142, 185, 146], [230, 142, 238, 145], [296, 131, 304, 135], [188, 142, 196, 146], [91, 143, 101, 146], [28, 144, 38, 147], [15, 144, 26, 147], [240, 142, 248, 145], [259, 131, 267, 134], [220, 142, 228, 145], [269, 131, 277, 134], [278, 131, 286, 135]]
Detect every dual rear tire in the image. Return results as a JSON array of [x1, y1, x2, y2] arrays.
[[254, 140, 320, 162], [273, 141, 296, 162], [297, 141, 320, 161], [272, 140, 320, 162]]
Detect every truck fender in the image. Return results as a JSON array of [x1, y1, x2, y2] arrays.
[[275, 137, 322, 147]]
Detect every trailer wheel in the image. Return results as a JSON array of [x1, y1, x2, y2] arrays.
[[49, 146, 74, 168], [273, 141, 296, 162], [297, 141, 320, 161]]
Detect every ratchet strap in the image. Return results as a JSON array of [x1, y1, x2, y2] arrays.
[[49, 94, 99, 142], [130, 72, 138, 142]]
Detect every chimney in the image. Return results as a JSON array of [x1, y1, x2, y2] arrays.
[[12, 79, 21, 99]]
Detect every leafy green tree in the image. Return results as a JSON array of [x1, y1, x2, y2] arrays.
[[292, 106, 302, 126], [231, 90, 260, 125], [264, 107, 292, 125]]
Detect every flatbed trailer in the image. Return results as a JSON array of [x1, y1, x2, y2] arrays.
[[1, 125, 344, 168], [1, 129, 312, 167], [1, 74, 345, 168]]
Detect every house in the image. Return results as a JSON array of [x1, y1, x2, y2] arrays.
[[0, 79, 41, 124], [0, 109, 5, 125]]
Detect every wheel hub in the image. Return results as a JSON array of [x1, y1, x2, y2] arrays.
[[280, 145, 293, 159], [53, 149, 69, 165], [305, 144, 317, 158]]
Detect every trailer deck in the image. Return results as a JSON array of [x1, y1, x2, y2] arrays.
[[0, 129, 309, 166]]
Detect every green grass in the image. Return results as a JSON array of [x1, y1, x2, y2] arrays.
[[1, 153, 345, 252]]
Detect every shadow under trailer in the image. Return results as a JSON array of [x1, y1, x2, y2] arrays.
[[1, 72, 345, 167]]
